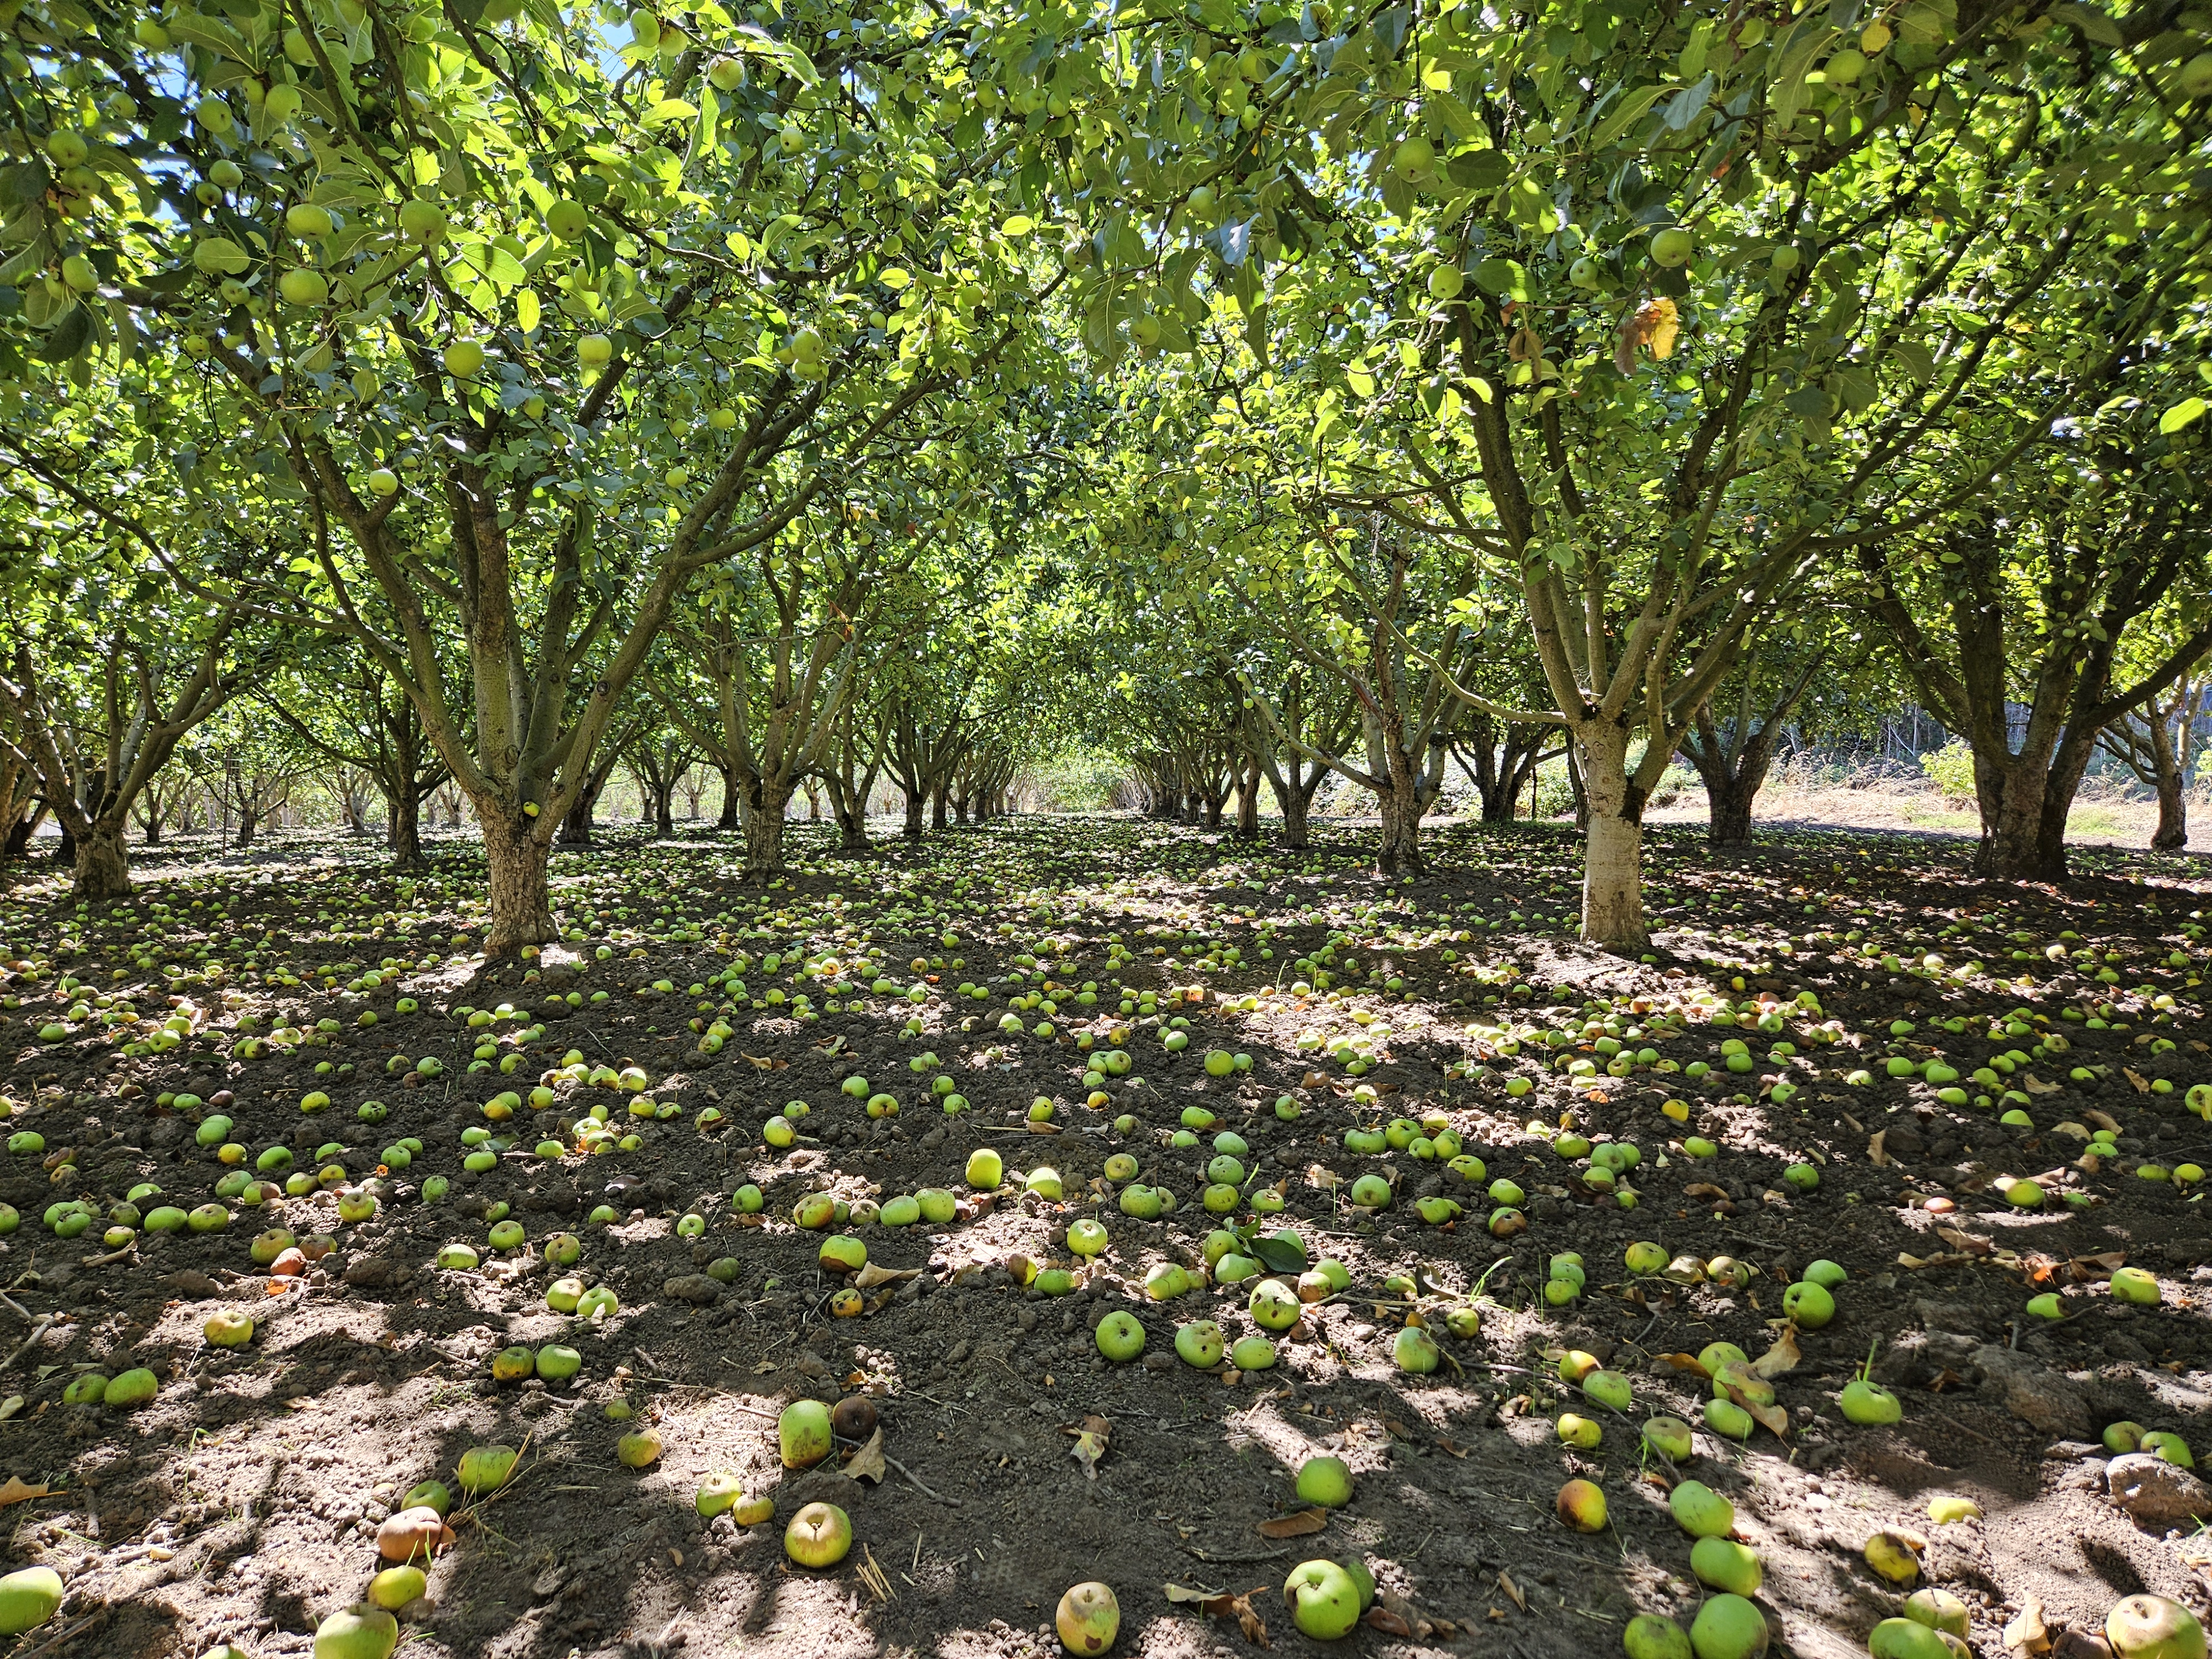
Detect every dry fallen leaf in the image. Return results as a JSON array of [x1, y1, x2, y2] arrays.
[[1168, 1584, 1270, 1647], [1065, 1415, 1110, 1480], [2022, 1074, 2060, 1095], [1655, 1353, 1713, 1379], [2084, 1108, 2122, 1133], [851, 1262, 922, 1291], [1867, 1130, 1892, 1168], [1935, 1226, 1994, 1257], [1683, 1183, 1729, 1201], [1256, 1508, 1327, 1541], [2002, 1593, 2049, 1655], [843, 1428, 886, 1485], [1751, 1327, 1801, 1380], [0, 1477, 50, 1507], [1363, 1607, 1413, 1637], [2121, 1068, 2150, 1094], [1496, 1571, 1527, 1613]]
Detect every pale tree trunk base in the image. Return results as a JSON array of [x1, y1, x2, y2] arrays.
[[1576, 721, 1650, 951], [74, 828, 131, 902], [2153, 784, 2188, 851], [389, 792, 425, 868], [742, 790, 793, 877], [484, 821, 556, 954]]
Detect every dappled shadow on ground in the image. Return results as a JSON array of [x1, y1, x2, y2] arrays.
[[0, 813, 2206, 1657]]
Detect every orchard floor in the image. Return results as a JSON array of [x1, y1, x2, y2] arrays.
[[0, 814, 2208, 1659], [1637, 783, 2199, 856]]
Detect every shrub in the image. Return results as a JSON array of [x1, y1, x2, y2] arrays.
[[1918, 739, 1976, 804]]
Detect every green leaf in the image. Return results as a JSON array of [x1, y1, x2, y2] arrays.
[[1589, 84, 1668, 149], [515, 288, 541, 332], [32, 304, 91, 362], [2158, 397, 2206, 435], [2046, 2, 2122, 45], [1248, 1233, 1307, 1274], [1472, 258, 1529, 301]]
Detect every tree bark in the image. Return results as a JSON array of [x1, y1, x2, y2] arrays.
[[716, 765, 739, 830], [483, 818, 556, 952], [73, 824, 131, 902], [2150, 710, 2188, 850], [930, 782, 948, 833], [902, 790, 924, 839], [1706, 779, 1755, 847], [742, 784, 794, 876], [389, 787, 425, 867], [1235, 760, 1259, 838], [1577, 719, 1648, 951]]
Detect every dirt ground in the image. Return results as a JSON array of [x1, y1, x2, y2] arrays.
[[0, 814, 2206, 1659], [1638, 779, 2201, 857]]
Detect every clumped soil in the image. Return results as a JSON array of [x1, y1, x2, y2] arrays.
[[0, 816, 2205, 1659]]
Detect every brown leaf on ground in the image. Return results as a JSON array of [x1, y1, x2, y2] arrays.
[[1751, 1327, 1801, 1379], [2072, 1251, 2126, 1277], [1497, 1571, 1527, 1612], [2084, 1108, 2122, 1132], [1935, 1226, 1993, 1256], [2121, 1068, 2151, 1094], [1065, 1415, 1110, 1479], [2002, 1594, 2049, 1655], [1867, 1130, 1892, 1168], [851, 1262, 922, 1291], [739, 1053, 788, 1071], [1363, 1608, 1413, 1637], [843, 1428, 886, 1484], [1655, 1353, 1713, 1378], [1167, 1585, 1269, 1647], [0, 1477, 50, 1507], [1256, 1509, 1327, 1540], [1683, 1183, 1729, 1201]]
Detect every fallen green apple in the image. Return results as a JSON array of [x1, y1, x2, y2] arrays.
[[0, 1566, 61, 1636], [1903, 1589, 1971, 1640], [2105, 1421, 2146, 1453], [1583, 1370, 1632, 1411], [1703, 1398, 1754, 1442], [696, 1470, 744, 1517], [1282, 1558, 1362, 1641], [1867, 1618, 1953, 1659], [784, 1500, 852, 1568], [1095, 1311, 1145, 1362], [1231, 1335, 1277, 1370], [2143, 1431, 2194, 1468], [1644, 1416, 1694, 1462], [105, 1367, 158, 1407], [403, 1479, 451, 1515], [1864, 1528, 1923, 1586], [1690, 1536, 1761, 1597], [1056, 1580, 1120, 1655], [1557, 1413, 1601, 1450], [312, 1605, 398, 1659], [1295, 1455, 1352, 1508], [1840, 1379, 1902, 1425], [1687, 1593, 1767, 1659], [1670, 1480, 1734, 1537], [1175, 1320, 1224, 1368], [617, 1428, 662, 1468], [966, 1148, 1004, 1189], [2110, 1267, 2162, 1306], [780, 1399, 833, 1468], [456, 1444, 519, 1495], [2106, 1594, 2205, 1659], [204, 1308, 255, 1347], [368, 1564, 427, 1611], [1393, 1326, 1440, 1374], [1623, 1612, 1694, 1659], [1250, 1280, 1301, 1332], [1781, 1281, 1834, 1328], [1556, 1477, 1607, 1532], [536, 1343, 582, 1382]]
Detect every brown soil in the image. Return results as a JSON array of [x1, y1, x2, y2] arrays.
[[0, 816, 2205, 1659]]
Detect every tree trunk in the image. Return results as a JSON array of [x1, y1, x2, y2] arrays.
[[1373, 768, 1426, 874], [837, 802, 870, 853], [1280, 781, 1311, 849], [6, 804, 46, 860], [1707, 779, 1755, 847], [902, 790, 924, 839], [1577, 721, 1648, 951], [655, 784, 674, 838], [716, 766, 739, 831], [743, 785, 794, 876], [559, 792, 596, 846], [484, 818, 556, 952], [74, 824, 131, 902], [2150, 712, 2188, 851], [390, 789, 425, 868], [143, 812, 164, 847], [1970, 752, 2052, 880], [236, 810, 258, 851], [930, 783, 948, 833], [1235, 765, 1259, 838]]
